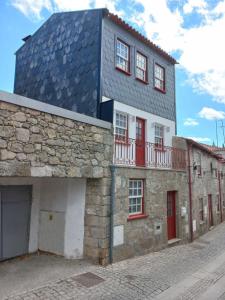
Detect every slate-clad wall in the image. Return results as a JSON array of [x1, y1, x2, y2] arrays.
[[14, 9, 103, 118], [101, 18, 176, 122]]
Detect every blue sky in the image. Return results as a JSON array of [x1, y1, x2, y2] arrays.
[[1, 0, 225, 146]]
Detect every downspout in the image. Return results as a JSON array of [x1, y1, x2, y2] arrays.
[[187, 143, 193, 242], [218, 167, 223, 222], [109, 164, 115, 264]]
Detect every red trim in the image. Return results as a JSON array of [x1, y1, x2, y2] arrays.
[[136, 51, 148, 83], [115, 66, 131, 76], [136, 77, 149, 85], [154, 63, 166, 93], [127, 213, 148, 221], [116, 38, 131, 75], [154, 87, 166, 94]]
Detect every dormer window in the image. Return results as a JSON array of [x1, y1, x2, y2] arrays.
[[136, 52, 148, 83], [116, 39, 130, 74], [154, 63, 165, 92]]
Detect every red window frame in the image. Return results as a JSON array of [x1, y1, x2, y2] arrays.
[[116, 38, 131, 75], [154, 63, 166, 93], [136, 51, 148, 84], [127, 179, 147, 220]]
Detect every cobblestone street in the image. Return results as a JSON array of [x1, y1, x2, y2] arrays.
[[3, 221, 225, 300]]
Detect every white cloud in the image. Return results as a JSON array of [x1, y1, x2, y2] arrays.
[[184, 118, 199, 126], [183, 0, 207, 15], [188, 136, 211, 142], [11, 0, 53, 19], [198, 107, 225, 120]]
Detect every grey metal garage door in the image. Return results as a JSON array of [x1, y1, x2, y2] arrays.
[[0, 186, 31, 261]]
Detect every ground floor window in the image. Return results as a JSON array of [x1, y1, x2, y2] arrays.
[[217, 195, 220, 213], [199, 198, 204, 221], [129, 179, 144, 215]]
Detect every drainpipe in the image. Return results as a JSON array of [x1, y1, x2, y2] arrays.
[[218, 168, 223, 222], [109, 164, 116, 264], [187, 143, 193, 242]]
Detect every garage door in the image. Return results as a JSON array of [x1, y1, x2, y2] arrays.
[[0, 186, 31, 261]]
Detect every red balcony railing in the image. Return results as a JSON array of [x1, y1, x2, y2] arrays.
[[114, 137, 186, 170]]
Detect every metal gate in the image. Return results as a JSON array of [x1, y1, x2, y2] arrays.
[[0, 186, 31, 261]]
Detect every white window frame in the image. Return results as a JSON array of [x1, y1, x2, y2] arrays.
[[136, 52, 147, 82], [196, 152, 202, 176], [116, 39, 130, 73], [129, 179, 144, 215], [115, 111, 128, 142], [155, 123, 164, 148], [154, 63, 165, 91]]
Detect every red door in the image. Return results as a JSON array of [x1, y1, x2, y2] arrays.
[[136, 118, 145, 167], [208, 194, 213, 227], [167, 191, 176, 240]]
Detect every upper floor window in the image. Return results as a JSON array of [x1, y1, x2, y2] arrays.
[[154, 63, 165, 92], [129, 179, 144, 215], [116, 39, 130, 74], [115, 112, 128, 142], [155, 124, 164, 149], [136, 52, 147, 83], [196, 152, 202, 176]]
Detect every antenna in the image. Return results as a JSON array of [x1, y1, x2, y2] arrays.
[[216, 120, 218, 147], [219, 120, 225, 147]]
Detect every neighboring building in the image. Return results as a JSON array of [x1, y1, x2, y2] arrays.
[[174, 137, 225, 241]]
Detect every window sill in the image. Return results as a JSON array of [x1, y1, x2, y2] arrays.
[[115, 66, 131, 76], [135, 77, 149, 85], [154, 87, 166, 94], [127, 214, 148, 221]]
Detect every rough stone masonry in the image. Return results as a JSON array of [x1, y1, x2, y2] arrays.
[[0, 92, 113, 265]]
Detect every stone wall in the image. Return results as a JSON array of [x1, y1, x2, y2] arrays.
[[113, 167, 189, 262], [190, 146, 224, 239], [0, 94, 113, 264]]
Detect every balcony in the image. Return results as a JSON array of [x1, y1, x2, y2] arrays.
[[114, 137, 186, 170]]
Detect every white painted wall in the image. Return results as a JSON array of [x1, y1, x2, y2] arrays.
[[64, 179, 86, 259], [39, 178, 86, 259], [113, 101, 176, 146], [0, 177, 86, 259]]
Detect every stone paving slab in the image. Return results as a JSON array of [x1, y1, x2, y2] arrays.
[[4, 222, 225, 300]]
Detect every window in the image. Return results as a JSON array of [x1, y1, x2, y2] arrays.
[[199, 198, 204, 221], [136, 52, 147, 82], [196, 152, 202, 176], [217, 195, 220, 213], [116, 39, 130, 73], [223, 194, 225, 209], [129, 179, 144, 215], [115, 112, 128, 142], [155, 124, 164, 149], [154, 63, 165, 92]]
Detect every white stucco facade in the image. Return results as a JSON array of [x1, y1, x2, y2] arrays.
[[113, 100, 176, 146], [0, 177, 86, 259]]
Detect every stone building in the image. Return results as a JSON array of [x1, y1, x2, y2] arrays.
[[0, 90, 113, 265], [173, 137, 225, 241], [1, 8, 224, 265]]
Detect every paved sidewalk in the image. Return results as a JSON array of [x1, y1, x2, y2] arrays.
[[3, 222, 225, 300]]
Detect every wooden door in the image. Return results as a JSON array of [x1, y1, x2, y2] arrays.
[[136, 118, 145, 167], [167, 191, 176, 240], [208, 194, 213, 227]]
